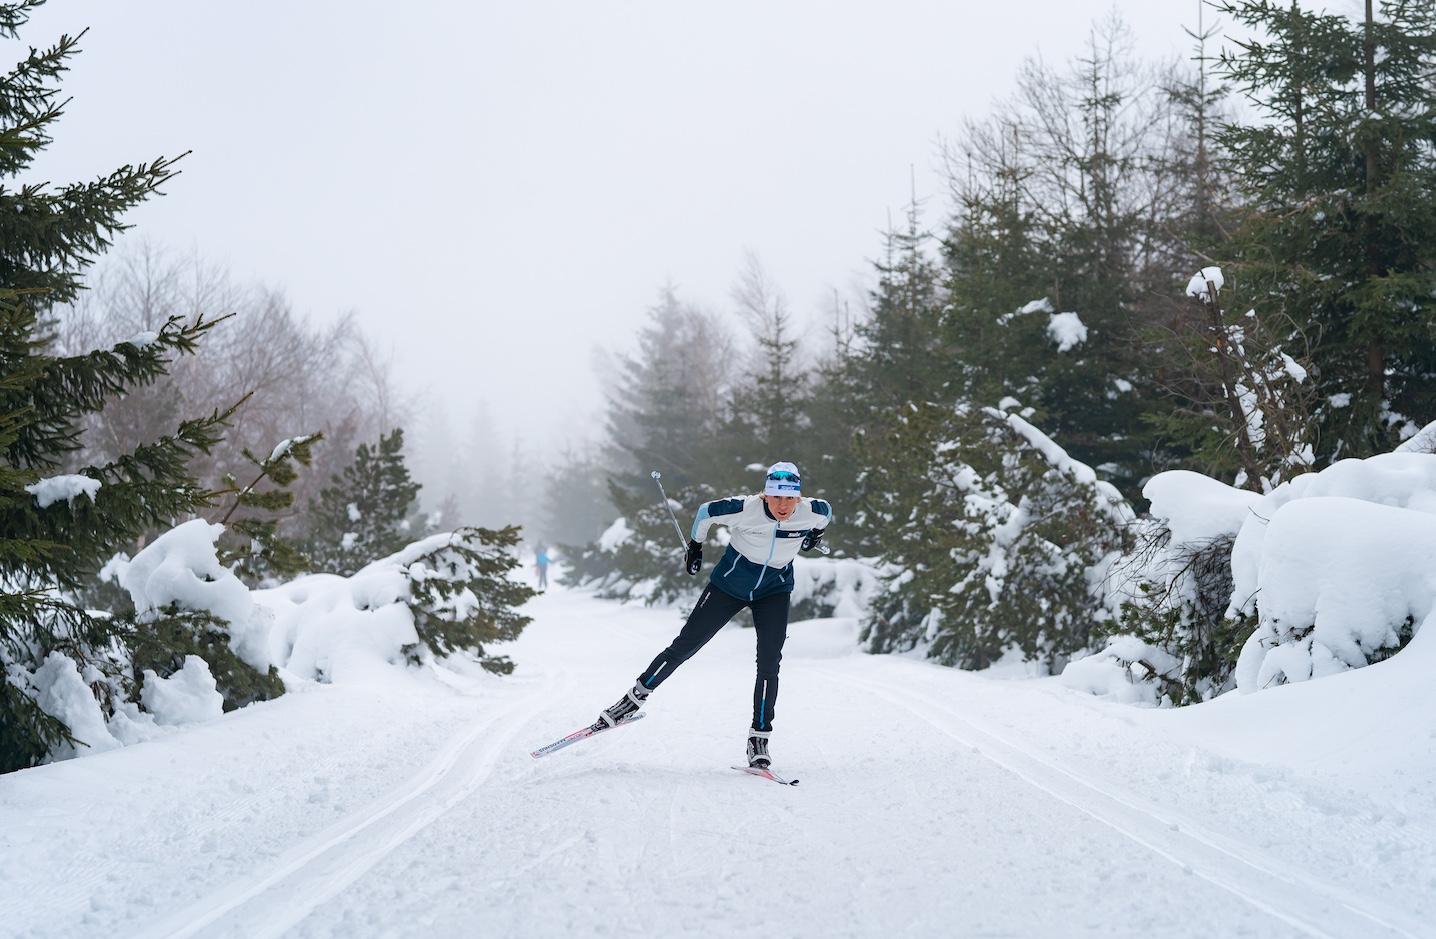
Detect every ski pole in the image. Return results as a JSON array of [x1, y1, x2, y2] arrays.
[[650, 471, 689, 553]]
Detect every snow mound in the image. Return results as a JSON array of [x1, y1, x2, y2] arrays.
[[1231, 453, 1436, 618], [1394, 418, 1436, 454], [141, 656, 225, 725], [25, 474, 101, 509]]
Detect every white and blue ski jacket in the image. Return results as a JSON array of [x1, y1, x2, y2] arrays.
[[691, 494, 832, 601]]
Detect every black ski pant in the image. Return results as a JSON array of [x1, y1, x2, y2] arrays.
[[636, 582, 790, 732]]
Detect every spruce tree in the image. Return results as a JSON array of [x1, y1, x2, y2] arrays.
[[0, 3, 228, 771], [308, 428, 421, 575], [604, 287, 737, 491], [726, 253, 808, 472], [1216, 0, 1436, 458]]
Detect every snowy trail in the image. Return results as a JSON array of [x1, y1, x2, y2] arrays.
[[137, 670, 562, 939], [814, 665, 1421, 939], [5, 584, 1434, 938]]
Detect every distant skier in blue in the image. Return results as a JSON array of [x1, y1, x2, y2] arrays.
[[534, 544, 550, 590], [597, 462, 832, 770]]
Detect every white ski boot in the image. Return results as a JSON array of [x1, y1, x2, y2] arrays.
[[598, 682, 649, 728], [746, 729, 771, 769]]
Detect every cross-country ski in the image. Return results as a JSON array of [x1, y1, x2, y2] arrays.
[[530, 712, 646, 759], [732, 765, 799, 786]]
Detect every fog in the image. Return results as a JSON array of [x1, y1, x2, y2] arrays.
[[23, 0, 1202, 460]]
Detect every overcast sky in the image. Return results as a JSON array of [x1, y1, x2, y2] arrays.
[[23, 1, 1213, 461]]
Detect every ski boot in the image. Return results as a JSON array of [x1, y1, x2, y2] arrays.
[[746, 729, 771, 769], [598, 682, 649, 728]]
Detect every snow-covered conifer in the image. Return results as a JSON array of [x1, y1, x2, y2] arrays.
[[0, 1, 250, 770], [862, 401, 1132, 672], [307, 428, 421, 575]]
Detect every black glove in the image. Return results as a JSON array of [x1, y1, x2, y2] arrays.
[[684, 539, 703, 575], [801, 528, 825, 553]]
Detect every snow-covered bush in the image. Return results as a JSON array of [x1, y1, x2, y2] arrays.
[[1072, 448, 1436, 704], [21, 522, 534, 765], [260, 526, 535, 680], [1227, 451, 1436, 690], [863, 400, 1132, 672], [1233, 497, 1432, 690], [1085, 471, 1262, 704], [382, 525, 533, 674]]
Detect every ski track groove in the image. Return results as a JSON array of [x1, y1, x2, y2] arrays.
[[19, 745, 366, 919], [134, 667, 563, 939], [810, 663, 1427, 939]]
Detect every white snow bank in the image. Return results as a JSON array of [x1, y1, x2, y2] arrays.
[[141, 656, 225, 725], [121, 519, 273, 673], [1080, 448, 1436, 704], [25, 474, 101, 509], [256, 547, 430, 685], [1234, 497, 1436, 691], [56, 527, 504, 764], [111, 524, 505, 716], [1046, 311, 1088, 351], [258, 530, 512, 684], [783, 616, 862, 659]]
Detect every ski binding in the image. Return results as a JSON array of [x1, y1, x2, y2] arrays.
[[531, 712, 646, 759]]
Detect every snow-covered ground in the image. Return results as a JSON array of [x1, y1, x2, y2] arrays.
[[3, 581, 1434, 938]]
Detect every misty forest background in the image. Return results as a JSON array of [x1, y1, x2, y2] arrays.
[[8, 0, 1436, 769]]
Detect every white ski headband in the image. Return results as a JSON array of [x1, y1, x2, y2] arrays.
[[764, 462, 801, 497]]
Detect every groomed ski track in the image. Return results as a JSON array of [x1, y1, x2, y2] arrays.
[[5, 585, 1434, 939]]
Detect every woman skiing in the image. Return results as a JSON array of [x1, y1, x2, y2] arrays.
[[596, 461, 832, 770]]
